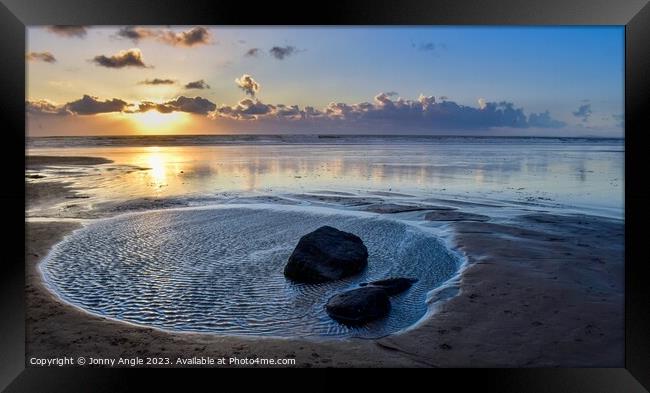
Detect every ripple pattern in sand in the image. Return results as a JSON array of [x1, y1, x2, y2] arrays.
[[40, 206, 460, 338]]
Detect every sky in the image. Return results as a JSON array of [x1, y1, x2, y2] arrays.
[[26, 26, 624, 137]]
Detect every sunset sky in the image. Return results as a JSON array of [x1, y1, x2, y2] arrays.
[[26, 26, 624, 137]]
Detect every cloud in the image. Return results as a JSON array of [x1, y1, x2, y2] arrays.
[[139, 96, 216, 115], [28, 95, 132, 116], [137, 101, 175, 114], [64, 95, 131, 115], [245, 48, 260, 57], [116, 26, 157, 42], [139, 78, 176, 85], [29, 94, 215, 117], [184, 80, 210, 89], [269, 46, 298, 60], [92, 48, 149, 68], [28, 90, 565, 132], [26, 99, 70, 116], [46, 26, 87, 38], [214, 98, 275, 120], [235, 74, 260, 97], [116, 26, 212, 47], [528, 111, 566, 128], [26, 51, 56, 63], [210, 92, 565, 131], [412, 41, 446, 53], [159, 27, 212, 47], [572, 103, 592, 122]]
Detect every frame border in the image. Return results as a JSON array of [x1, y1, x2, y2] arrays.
[[2, 0, 649, 390]]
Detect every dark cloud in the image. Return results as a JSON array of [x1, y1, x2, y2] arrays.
[[30, 95, 215, 117], [116, 26, 157, 42], [46, 26, 87, 38], [64, 95, 131, 115], [26, 51, 56, 63], [235, 74, 260, 97], [139, 78, 176, 85], [26, 99, 70, 116], [245, 48, 260, 57], [159, 27, 212, 47], [572, 104, 592, 122], [92, 48, 149, 68], [269, 46, 298, 60], [184, 80, 210, 89], [139, 96, 216, 115], [115, 26, 212, 47], [137, 101, 175, 114]]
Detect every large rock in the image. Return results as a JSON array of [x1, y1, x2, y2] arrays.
[[325, 287, 391, 325], [359, 277, 417, 296], [284, 226, 368, 283]]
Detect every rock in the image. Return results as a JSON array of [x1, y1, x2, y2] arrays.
[[284, 226, 368, 283], [325, 287, 390, 325], [359, 277, 417, 296]]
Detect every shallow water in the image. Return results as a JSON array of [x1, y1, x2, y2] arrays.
[[40, 205, 461, 338], [27, 136, 624, 218]]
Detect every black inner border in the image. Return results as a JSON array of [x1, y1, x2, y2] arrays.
[[1, 0, 649, 390]]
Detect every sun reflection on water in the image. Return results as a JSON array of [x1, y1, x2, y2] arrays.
[[26, 142, 624, 214], [145, 148, 168, 189]]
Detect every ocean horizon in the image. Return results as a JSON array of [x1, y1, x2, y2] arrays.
[[27, 133, 625, 149]]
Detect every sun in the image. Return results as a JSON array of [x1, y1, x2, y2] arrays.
[[130, 111, 189, 133]]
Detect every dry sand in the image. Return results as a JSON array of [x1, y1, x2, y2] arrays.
[[25, 156, 624, 367]]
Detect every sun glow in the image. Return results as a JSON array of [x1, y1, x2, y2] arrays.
[[130, 111, 189, 133]]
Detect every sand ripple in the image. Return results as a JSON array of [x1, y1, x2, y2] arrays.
[[40, 206, 460, 338]]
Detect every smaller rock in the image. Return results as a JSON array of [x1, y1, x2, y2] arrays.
[[359, 277, 417, 296], [325, 287, 391, 325]]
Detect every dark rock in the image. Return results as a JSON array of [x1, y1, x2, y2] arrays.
[[284, 226, 368, 283], [359, 277, 417, 296], [325, 287, 390, 325]]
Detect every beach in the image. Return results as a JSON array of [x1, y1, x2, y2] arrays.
[[25, 136, 624, 367]]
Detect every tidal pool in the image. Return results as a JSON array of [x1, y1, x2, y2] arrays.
[[40, 205, 461, 338]]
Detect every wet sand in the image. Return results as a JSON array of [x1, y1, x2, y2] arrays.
[[25, 156, 624, 367], [27, 156, 113, 168]]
